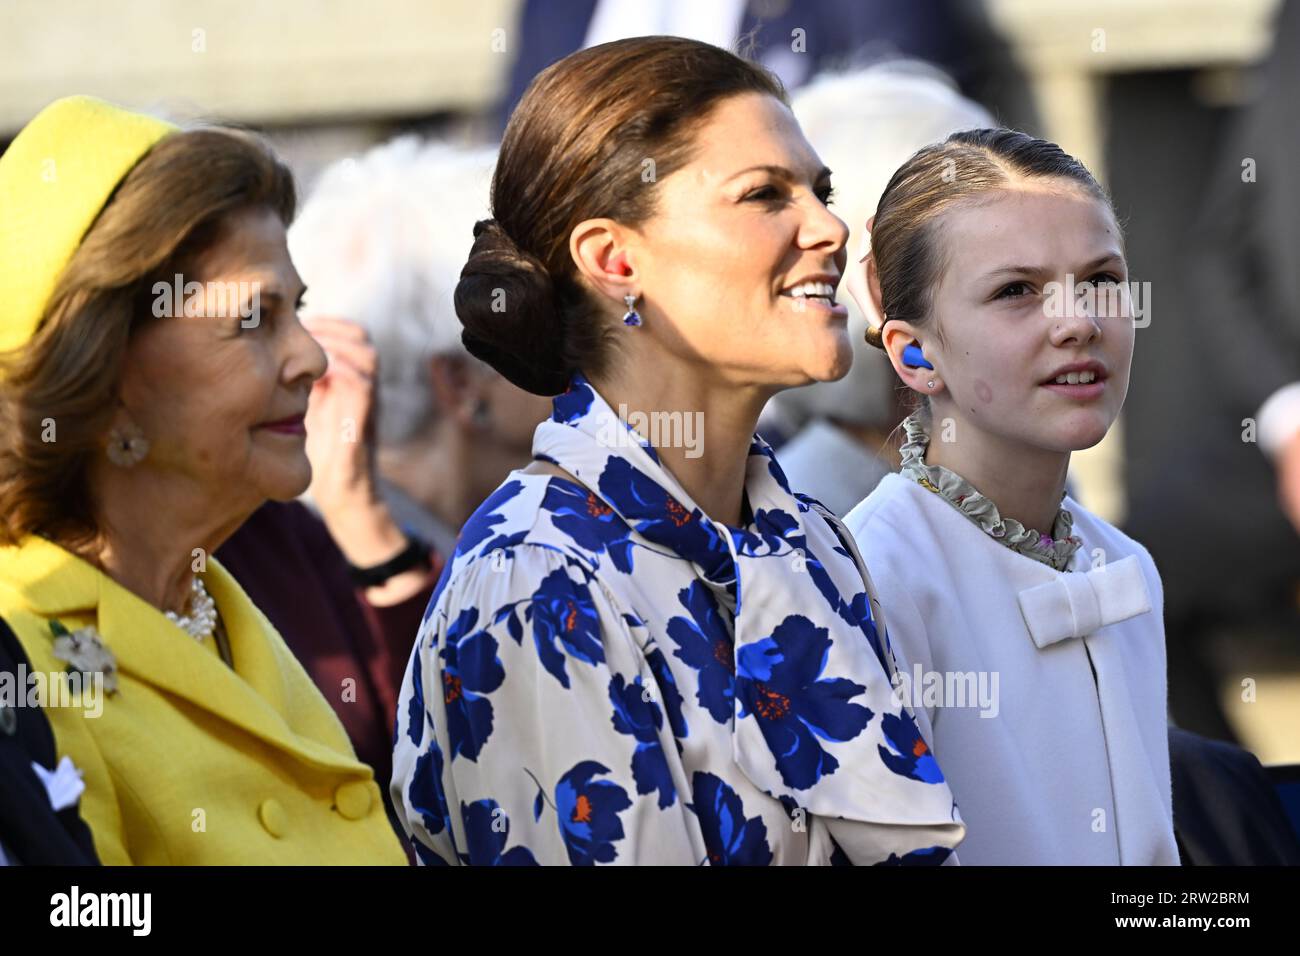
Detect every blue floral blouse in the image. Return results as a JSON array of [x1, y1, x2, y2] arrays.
[[390, 374, 965, 865]]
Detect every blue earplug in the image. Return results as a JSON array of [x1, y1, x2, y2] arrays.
[[902, 343, 933, 370]]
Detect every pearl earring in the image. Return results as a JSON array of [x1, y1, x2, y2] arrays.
[[622, 293, 642, 327]]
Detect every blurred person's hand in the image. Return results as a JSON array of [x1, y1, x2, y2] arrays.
[[1277, 429, 1300, 536], [304, 317, 377, 513], [303, 316, 430, 605]]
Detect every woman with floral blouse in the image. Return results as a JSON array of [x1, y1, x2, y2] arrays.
[[390, 37, 965, 866]]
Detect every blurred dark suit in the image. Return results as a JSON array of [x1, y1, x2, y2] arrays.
[[0, 620, 99, 865], [1190, 0, 1300, 418], [496, 0, 973, 132], [1171, 726, 1300, 865], [1120, 0, 1300, 741]]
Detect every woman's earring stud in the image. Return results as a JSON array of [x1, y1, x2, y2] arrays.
[[927, 380, 936, 390], [106, 422, 149, 467], [622, 293, 642, 327]]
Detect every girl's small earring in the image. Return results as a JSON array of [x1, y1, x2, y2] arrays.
[[622, 293, 642, 327], [927, 380, 936, 390], [106, 422, 149, 467]]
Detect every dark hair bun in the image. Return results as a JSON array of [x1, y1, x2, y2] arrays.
[[454, 218, 571, 396]]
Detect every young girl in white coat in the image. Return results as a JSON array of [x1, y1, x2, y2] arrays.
[[842, 128, 1179, 865]]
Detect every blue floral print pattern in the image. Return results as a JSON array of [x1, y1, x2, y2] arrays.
[[440, 609, 505, 761], [551, 761, 632, 865], [492, 566, 605, 690], [665, 581, 735, 725], [877, 710, 945, 784], [734, 615, 873, 790], [459, 800, 539, 866], [689, 772, 773, 866], [608, 674, 676, 808]]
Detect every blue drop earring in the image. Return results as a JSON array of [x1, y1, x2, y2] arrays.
[[622, 293, 642, 327]]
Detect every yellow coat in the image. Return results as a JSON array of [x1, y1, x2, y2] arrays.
[[0, 535, 408, 865]]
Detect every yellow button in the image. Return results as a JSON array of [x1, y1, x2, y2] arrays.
[[335, 781, 373, 821], [258, 798, 287, 838]]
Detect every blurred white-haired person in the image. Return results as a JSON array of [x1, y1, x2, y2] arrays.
[[769, 61, 995, 516], [289, 137, 552, 554]]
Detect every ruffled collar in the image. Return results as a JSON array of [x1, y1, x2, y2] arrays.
[[897, 409, 1082, 572]]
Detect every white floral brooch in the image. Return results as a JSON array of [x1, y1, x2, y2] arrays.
[[49, 620, 119, 695]]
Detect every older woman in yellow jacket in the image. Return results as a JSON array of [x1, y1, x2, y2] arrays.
[[0, 96, 407, 865]]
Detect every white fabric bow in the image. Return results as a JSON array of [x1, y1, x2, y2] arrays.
[[1017, 555, 1152, 648]]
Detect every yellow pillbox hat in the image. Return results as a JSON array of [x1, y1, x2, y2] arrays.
[[0, 95, 177, 354]]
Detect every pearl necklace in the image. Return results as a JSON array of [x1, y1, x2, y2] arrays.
[[165, 576, 218, 642]]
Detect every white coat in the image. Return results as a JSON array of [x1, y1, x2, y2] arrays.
[[845, 473, 1179, 865]]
